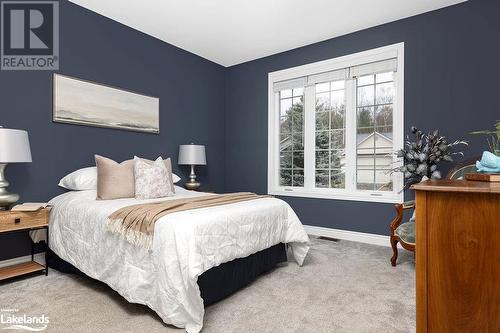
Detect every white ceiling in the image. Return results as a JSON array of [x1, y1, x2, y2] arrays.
[[68, 0, 466, 67]]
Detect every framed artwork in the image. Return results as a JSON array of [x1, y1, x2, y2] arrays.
[[53, 74, 159, 134]]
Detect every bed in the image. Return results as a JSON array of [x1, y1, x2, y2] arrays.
[[46, 186, 309, 333]]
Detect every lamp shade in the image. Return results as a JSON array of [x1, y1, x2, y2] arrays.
[[178, 144, 206, 165], [0, 128, 32, 163]]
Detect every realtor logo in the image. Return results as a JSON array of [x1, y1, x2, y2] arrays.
[[1, 308, 49, 331], [1, 0, 59, 70]]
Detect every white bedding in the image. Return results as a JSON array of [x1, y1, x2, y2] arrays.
[[48, 187, 309, 332]]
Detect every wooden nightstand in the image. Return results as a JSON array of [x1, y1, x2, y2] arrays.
[[0, 208, 49, 281], [185, 187, 215, 193]]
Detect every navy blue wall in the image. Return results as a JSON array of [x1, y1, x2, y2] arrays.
[[2, 0, 499, 261], [0, 1, 225, 260], [224, 0, 500, 235]]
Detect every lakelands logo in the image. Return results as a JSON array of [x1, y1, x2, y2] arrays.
[[0, 0, 59, 70], [1, 308, 49, 331]]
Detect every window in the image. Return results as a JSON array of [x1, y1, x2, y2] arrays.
[[268, 43, 404, 203], [279, 88, 304, 187], [315, 80, 346, 189], [356, 72, 395, 192]]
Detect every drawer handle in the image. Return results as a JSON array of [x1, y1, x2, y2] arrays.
[[14, 218, 21, 224]]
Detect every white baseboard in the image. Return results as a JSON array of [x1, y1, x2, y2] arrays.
[[0, 253, 46, 269], [304, 225, 391, 247]]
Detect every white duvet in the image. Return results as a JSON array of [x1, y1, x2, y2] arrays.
[[48, 187, 309, 332]]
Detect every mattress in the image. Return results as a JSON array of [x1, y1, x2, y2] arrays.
[[47, 187, 309, 332]]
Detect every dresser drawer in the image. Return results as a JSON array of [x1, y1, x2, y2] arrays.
[[0, 209, 49, 233]]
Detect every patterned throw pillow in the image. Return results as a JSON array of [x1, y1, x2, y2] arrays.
[[134, 156, 174, 199], [124, 157, 176, 193]]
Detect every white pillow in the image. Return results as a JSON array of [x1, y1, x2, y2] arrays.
[[58, 167, 97, 191], [134, 156, 175, 199], [58, 162, 181, 190], [172, 173, 181, 183]]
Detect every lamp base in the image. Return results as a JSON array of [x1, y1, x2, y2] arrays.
[[0, 191, 18, 209], [0, 163, 19, 210], [185, 181, 201, 191], [185, 164, 201, 190]]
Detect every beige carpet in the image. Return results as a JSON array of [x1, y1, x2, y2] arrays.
[[0, 238, 415, 332]]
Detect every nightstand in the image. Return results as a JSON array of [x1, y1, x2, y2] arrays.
[[185, 187, 215, 193], [0, 208, 49, 281]]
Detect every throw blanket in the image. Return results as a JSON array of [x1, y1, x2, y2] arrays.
[[107, 192, 269, 249]]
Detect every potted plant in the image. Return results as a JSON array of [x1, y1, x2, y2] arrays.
[[391, 127, 468, 188], [470, 121, 500, 157]]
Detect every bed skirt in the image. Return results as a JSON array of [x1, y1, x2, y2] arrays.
[[47, 243, 287, 306]]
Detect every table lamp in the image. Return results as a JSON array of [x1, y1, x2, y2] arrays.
[[178, 144, 206, 190], [0, 127, 32, 209]]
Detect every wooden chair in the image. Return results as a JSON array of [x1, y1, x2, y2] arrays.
[[390, 159, 478, 266], [390, 200, 415, 266]]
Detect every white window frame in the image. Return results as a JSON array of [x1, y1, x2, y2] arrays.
[[267, 43, 404, 203]]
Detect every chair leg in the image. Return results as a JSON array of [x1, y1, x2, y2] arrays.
[[390, 236, 398, 267]]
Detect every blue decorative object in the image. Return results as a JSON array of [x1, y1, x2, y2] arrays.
[[476, 151, 500, 173]]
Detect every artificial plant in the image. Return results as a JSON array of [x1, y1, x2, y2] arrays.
[[470, 121, 500, 156], [391, 127, 468, 188]]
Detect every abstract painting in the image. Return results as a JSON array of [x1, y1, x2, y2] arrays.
[[53, 74, 159, 134]]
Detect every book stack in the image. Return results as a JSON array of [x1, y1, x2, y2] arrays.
[[465, 173, 500, 182]]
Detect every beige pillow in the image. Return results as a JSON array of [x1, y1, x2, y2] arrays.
[[134, 156, 175, 199], [95, 155, 135, 200]]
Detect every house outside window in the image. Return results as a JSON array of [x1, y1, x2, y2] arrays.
[[268, 43, 404, 203]]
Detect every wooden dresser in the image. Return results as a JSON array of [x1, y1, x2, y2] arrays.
[[412, 180, 500, 333]]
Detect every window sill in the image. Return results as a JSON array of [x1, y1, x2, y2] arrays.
[[268, 188, 403, 204]]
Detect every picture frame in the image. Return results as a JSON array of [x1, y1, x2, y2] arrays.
[[52, 73, 160, 134]]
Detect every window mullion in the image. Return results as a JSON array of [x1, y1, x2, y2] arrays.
[[303, 85, 316, 189], [392, 74, 404, 195], [344, 78, 356, 192], [272, 93, 280, 189]]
